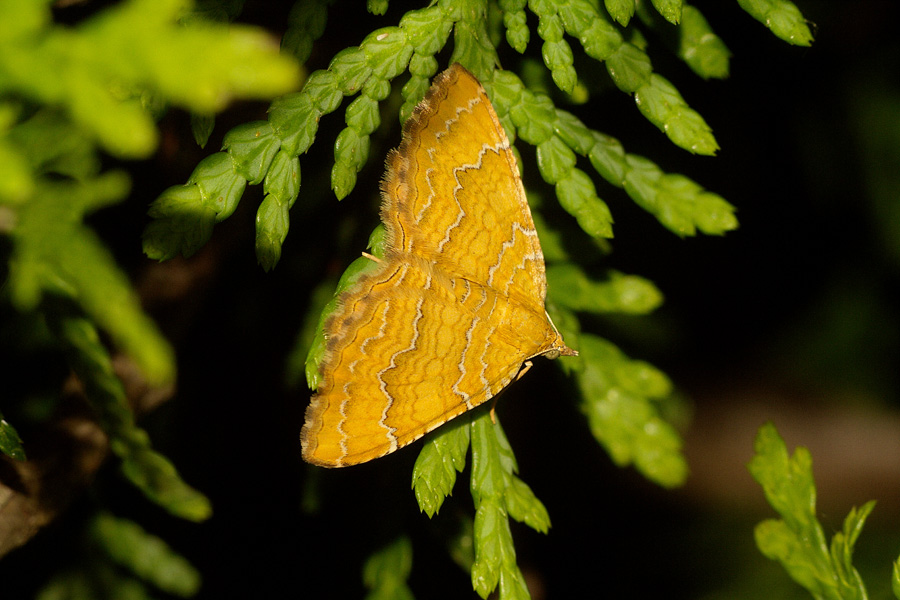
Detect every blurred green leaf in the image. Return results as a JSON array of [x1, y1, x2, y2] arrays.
[[678, 5, 731, 80], [48, 310, 210, 521], [0, 0, 299, 158], [10, 175, 175, 385], [547, 263, 663, 314], [363, 537, 414, 600], [90, 513, 201, 597], [0, 411, 26, 461], [576, 334, 686, 487]]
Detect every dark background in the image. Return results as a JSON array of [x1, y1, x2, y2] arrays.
[[4, 1, 900, 598]]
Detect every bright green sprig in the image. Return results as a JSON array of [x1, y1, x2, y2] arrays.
[[527, 0, 577, 93], [605, 0, 635, 26], [749, 423, 872, 600], [487, 69, 734, 238], [635, 74, 719, 154], [555, 107, 736, 236], [576, 334, 687, 488], [363, 537, 415, 600], [486, 70, 615, 239], [48, 308, 211, 522], [500, 0, 530, 53], [449, 0, 501, 80], [90, 512, 201, 597], [470, 412, 548, 599], [411, 410, 549, 600], [650, 0, 683, 25], [412, 417, 471, 518], [523, 0, 718, 154], [737, 0, 814, 46]]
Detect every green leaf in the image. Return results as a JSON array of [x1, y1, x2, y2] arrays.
[[90, 513, 201, 597], [401, 73, 432, 122], [270, 92, 321, 157], [0, 412, 26, 461], [650, 0, 682, 24], [332, 155, 360, 200], [509, 91, 556, 144], [286, 278, 337, 390], [634, 74, 719, 154], [578, 11, 623, 61], [450, 7, 500, 80], [587, 132, 627, 185], [143, 184, 216, 261], [303, 69, 344, 114], [542, 39, 577, 93], [558, 0, 600, 37], [623, 154, 736, 236], [737, 0, 814, 46], [401, 5, 453, 55], [191, 152, 249, 222], [363, 27, 414, 79], [604, 0, 635, 26], [555, 167, 614, 239], [255, 194, 291, 271], [363, 537, 415, 600], [546, 263, 663, 314], [504, 476, 550, 534], [553, 109, 596, 155], [330, 47, 373, 95], [263, 149, 301, 207], [536, 136, 576, 184], [501, 0, 529, 54], [471, 501, 508, 597], [346, 95, 381, 135], [221, 121, 281, 185], [283, 0, 329, 62], [190, 113, 215, 148], [576, 334, 686, 487], [412, 420, 471, 517], [605, 42, 652, 93], [333, 126, 371, 193], [466, 411, 548, 599], [368, 0, 389, 16]]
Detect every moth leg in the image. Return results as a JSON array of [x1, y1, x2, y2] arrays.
[[516, 360, 534, 381]]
